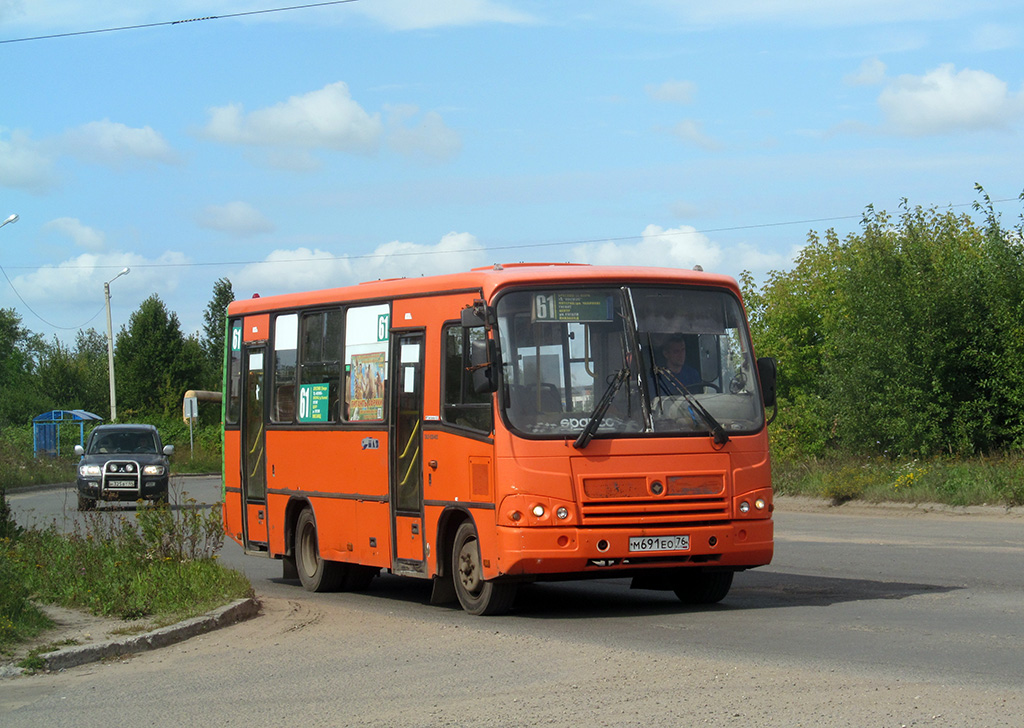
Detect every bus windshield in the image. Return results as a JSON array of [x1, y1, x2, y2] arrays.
[[495, 285, 764, 440]]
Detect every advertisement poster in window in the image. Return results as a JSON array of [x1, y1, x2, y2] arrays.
[[349, 352, 385, 421]]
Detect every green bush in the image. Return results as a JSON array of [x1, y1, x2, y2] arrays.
[[0, 492, 250, 655], [746, 191, 1024, 459]]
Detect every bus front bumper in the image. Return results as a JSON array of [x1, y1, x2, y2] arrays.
[[493, 519, 773, 578]]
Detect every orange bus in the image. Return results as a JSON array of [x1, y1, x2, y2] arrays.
[[222, 263, 777, 615]]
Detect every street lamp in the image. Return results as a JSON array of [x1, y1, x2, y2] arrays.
[[0, 213, 18, 230], [105, 267, 130, 421]]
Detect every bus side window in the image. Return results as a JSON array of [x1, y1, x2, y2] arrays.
[[271, 313, 298, 423], [298, 309, 343, 423], [442, 324, 493, 433], [344, 304, 390, 423], [226, 319, 243, 424]]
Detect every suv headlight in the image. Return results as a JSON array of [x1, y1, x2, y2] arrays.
[[143, 465, 166, 476], [79, 464, 102, 477]]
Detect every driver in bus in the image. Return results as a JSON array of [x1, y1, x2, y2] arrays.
[[652, 334, 701, 395]]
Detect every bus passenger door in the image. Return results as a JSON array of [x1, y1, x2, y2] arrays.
[[389, 330, 426, 574], [241, 346, 269, 552]]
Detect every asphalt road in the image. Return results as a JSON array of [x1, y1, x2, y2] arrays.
[[3, 476, 1022, 727]]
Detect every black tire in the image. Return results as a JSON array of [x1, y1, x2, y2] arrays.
[[77, 492, 96, 511], [295, 508, 346, 592], [452, 521, 517, 615], [673, 571, 733, 605]]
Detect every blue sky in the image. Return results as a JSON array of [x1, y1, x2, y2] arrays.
[[2, 1, 1023, 343]]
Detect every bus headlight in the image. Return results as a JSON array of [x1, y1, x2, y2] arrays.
[[532, 505, 545, 518], [734, 489, 772, 518], [556, 507, 569, 520]]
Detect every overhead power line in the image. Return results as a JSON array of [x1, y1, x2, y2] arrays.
[[0, 263, 105, 329], [6, 196, 1018, 273], [0, 0, 360, 44]]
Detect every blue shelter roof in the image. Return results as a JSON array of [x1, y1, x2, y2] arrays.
[[33, 409, 104, 423]]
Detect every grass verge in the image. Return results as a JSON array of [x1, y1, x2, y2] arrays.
[[773, 453, 1024, 507], [0, 490, 251, 662]]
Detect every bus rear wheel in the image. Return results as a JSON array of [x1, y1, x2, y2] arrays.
[[295, 508, 346, 592], [673, 571, 733, 605], [452, 522, 517, 616]]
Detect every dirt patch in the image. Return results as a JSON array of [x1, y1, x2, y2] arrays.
[[3, 604, 157, 670]]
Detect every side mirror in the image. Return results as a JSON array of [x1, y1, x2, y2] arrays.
[[469, 338, 498, 394], [757, 357, 777, 408], [74, 444, 85, 457], [163, 445, 175, 457], [461, 306, 486, 327]]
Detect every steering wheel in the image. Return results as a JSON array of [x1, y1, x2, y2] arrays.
[[693, 380, 721, 393]]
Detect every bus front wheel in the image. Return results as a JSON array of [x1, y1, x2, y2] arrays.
[[673, 570, 733, 605], [295, 508, 346, 592], [452, 522, 517, 616]]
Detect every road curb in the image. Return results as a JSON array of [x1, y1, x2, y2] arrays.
[[8, 597, 261, 676]]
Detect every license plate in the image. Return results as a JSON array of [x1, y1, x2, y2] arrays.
[[629, 535, 690, 552], [107, 479, 137, 489]]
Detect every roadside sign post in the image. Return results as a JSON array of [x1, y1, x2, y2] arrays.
[[183, 396, 199, 459]]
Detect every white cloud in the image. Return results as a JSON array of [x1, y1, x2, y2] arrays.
[[845, 58, 887, 86], [356, 232, 485, 280], [201, 82, 383, 154], [646, 80, 697, 104], [62, 120, 178, 167], [385, 106, 462, 164], [0, 129, 58, 194], [571, 224, 723, 270], [729, 242, 793, 277], [14, 250, 191, 308], [233, 248, 354, 297], [232, 232, 486, 297], [354, 0, 535, 30], [44, 217, 106, 251], [878, 63, 1024, 135], [197, 202, 275, 237], [668, 119, 723, 151]]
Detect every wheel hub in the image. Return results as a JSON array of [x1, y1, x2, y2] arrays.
[[458, 543, 481, 593]]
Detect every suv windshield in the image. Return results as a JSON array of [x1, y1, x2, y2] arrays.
[[495, 285, 764, 440], [89, 430, 159, 455]]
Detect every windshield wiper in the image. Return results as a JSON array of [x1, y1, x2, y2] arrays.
[[651, 366, 730, 446], [574, 367, 630, 450]]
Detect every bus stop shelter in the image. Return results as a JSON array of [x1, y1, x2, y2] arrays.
[[33, 410, 103, 458]]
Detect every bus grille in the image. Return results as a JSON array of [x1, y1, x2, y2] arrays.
[[578, 475, 729, 527]]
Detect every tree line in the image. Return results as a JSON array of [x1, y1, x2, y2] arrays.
[[0, 278, 234, 427], [742, 187, 1024, 459], [4, 193, 1023, 462]]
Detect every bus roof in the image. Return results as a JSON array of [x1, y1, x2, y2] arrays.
[[227, 263, 741, 315]]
